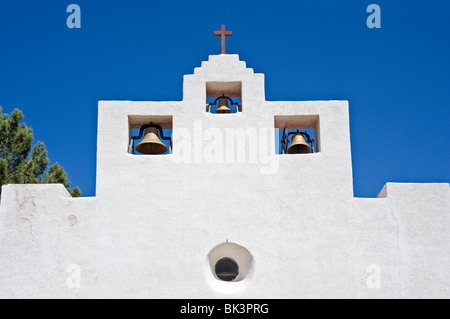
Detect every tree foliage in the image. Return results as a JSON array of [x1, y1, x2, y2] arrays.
[[0, 107, 81, 197]]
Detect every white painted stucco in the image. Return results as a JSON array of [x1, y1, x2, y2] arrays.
[[0, 54, 449, 298]]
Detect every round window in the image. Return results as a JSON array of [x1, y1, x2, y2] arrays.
[[215, 258, 239, 282], [207, 242, 253, 285]]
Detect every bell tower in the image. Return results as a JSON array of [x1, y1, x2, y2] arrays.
[[96, 55, 353, 200]]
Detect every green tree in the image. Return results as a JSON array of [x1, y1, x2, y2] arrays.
[[0, 107, 81, 197]]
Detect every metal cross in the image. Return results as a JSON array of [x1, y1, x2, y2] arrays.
[[214, 25, 232, 54]]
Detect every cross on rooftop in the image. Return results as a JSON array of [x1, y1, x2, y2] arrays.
[[214, 25, 232, 54]]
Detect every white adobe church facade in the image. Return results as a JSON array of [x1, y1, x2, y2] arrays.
[[1, 48, 450, 298]]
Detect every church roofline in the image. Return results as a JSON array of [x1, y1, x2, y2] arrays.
[[192, 54, 259, 76]]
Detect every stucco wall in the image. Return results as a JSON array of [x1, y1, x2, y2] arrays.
[[0, 55, 449, 298]]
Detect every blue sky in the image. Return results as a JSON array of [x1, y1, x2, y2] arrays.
[[0, 0, 449, 197]]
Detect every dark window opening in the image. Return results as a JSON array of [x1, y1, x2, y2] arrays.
[[215, 258, 239, 282]]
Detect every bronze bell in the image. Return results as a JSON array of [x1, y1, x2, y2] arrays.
[[135, 127, 168, 155], [287, 133, 311, 154], [215, 98, 232, 114]]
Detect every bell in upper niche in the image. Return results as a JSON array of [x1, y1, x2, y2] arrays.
[[215, 97, 232, 114], [135, 127, 168, 155], [287, 133, 312, 154]]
